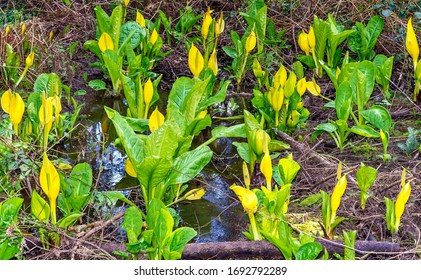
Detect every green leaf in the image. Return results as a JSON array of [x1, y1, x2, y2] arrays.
[[26, 92, 42, 124], [343, 230, 357, 260], [31, 190, 50, 222], [167, 77, 195, 114], [103, 50, 123, 93], [163, 227, 196, 260], [146, 120, 181, 159], [314, 122, 337, 133], [83, 40, 102, 60], [101, 191, 136, 207], [363, 16, 384, 59], [233, 142, 250, 163], [138, 156, 172, 192], [120, 74, 137, 117], [125, 117, 149, 133], [165, 146, 213, 186], [119, 21, 146, 49], [351, 61, 376, 105], [34, 73, 62, 97], [110, 5, 123, 48], [58, 212, 83, 229], [211, 124, 246, 139], [123, 206, 143, 244], [197, 80, 229, 111], [278, 157, 300, 185], [94, 6, 111, 36], [153, 208, 174, 247], [335, 81, 352, 121], [359, 105, 392, 132], [1, 197, 24, 225], [269, 140, 290, 152], [356, 163, 377, 193], [88, 79, 107, 91], [105, 107, 145, 174], [295, 242, 323, 260], [350, 125, 380, 138], [300, 193, 322, 207], [66, 163, 92, 211]]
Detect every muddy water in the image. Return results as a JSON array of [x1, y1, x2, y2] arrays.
[[67, 97, 247, 242]]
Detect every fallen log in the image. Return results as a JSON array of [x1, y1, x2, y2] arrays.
[[24, 236, 400, 260], [182, 239, 400, 260]]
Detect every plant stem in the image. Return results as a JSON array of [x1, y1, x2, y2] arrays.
[[248, 212, 260, 241]]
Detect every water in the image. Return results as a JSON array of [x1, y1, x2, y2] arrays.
[[67, 96, 248, 242]]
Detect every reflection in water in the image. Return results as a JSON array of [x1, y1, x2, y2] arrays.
[[71, 98, 247, 242]]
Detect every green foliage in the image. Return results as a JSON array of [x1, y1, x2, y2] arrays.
[[397, 127, 421, 154], [58, 163, 93, 216], [347, 16, 384, 61], [0, 197, 23, 260], [342, 230, 356, 260], [356, 163, 377, 209], [122, 200, 196, 260]]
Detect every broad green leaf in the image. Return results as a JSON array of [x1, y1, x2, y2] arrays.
[[31, 190, 50, 222], [182, 78, 211, 124], [153, 208, 174, 247], [58, 212, 83, 229], [300, 193, 322, 207], [122, 206, 143, 244], [137, 156, 172, 191], [26, 92, 42, 124], [351, 61, 376, 105], [88, 79, 107, 91], [269, 140, 290, 152], [350, 125, 380, 138], [167, 77, 195, 114], [313, 15, 329, 64], [66, 163, 92, 211], [109, 5, 123, 48], [34, 73, 62, 97], [343, 230, 357, 260], [105, 107, 145, 173], [121, 74, 137, 117], [359, 105, 392, 132], [119, 21, 146, 49], [146, 199, 166, 228], [363, 16, 384, 59], [125, 117, 149, 133], [94, 6, 111, 36], [0, 197, 23, 225], [103, 50, 122, 92], [165, 146, 213, 186], [356, 163, 377, 192], [146, 120, 181, 159], [233, 142, 250, 163], [278, 158, 300, 185], [186, 115, 212, 136], [163, 227, 196, 260], [83, 40, 102, 60], [197, 80, 229, 111], [314, 122, 337, 133], [0, 239, 20, 260], [295, 242, 323, 260], [101, 191, 135, 207], [211, 124, 246, 139], [335, 81, 352, 121]]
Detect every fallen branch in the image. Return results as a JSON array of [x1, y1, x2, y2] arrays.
[[182, 239, 401, 260]]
